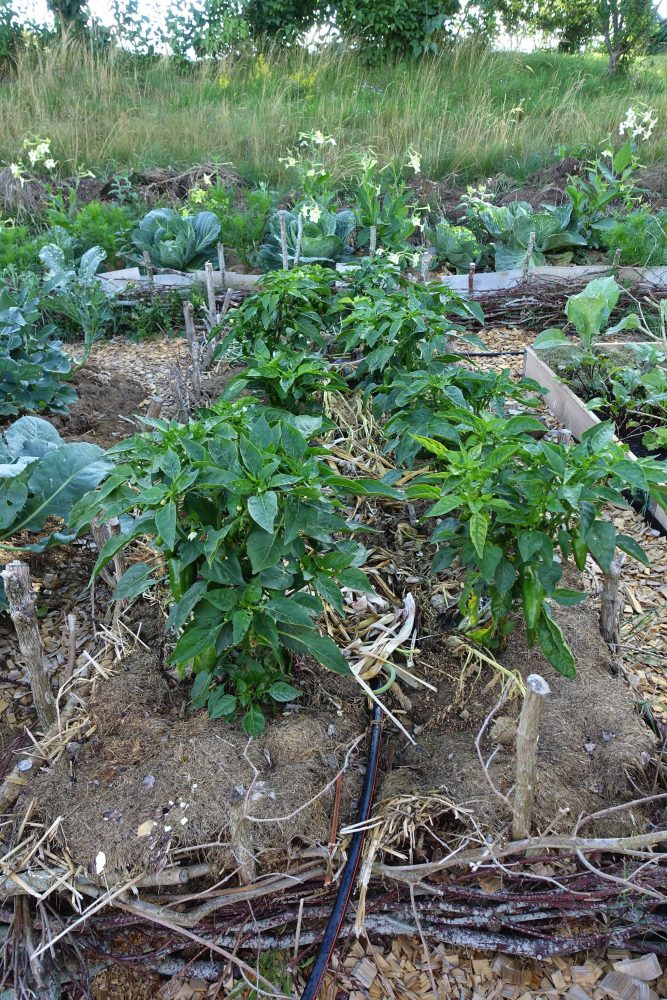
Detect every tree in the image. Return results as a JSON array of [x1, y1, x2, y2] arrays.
[[243, 0, 327, 41], [335, 0, 461, 59], [597, 0, 659, 72], [47, 0, 89, 32]]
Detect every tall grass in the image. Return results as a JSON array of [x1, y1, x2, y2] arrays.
[[0, 38, 665, 184]]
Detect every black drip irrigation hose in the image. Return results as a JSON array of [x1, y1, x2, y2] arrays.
[[299, 692, 384, 1000]]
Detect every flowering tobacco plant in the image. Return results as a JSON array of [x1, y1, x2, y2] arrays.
[[70, 398, 394, 735]]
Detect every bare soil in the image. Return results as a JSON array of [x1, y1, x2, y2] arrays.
[[49, 363, 148, 448]]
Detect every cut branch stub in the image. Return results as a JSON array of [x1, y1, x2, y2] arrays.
[[512, 672, 550, 841], [1, 560, 56, 728], [600, 553, 625, 653]]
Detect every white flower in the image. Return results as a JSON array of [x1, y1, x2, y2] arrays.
[[306, 168, 316, 177], [300, 202, 322, 223], [411, 252, 421, 268], [602, 148, 613, 158], [387, 252, 401, 265], [411, 214, 424, 229], [187, 530, 198, 541], [312, 130, 325, 145], [28, 149, 39, 165], [283, 156, 297, 168], [9, 163, 22, 179], [44, 158, 56, 171], [406, 148, 421, 173]]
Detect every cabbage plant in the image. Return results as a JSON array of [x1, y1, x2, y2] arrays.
[[258, 207, 356, 270], [427, 222, 480, 272], [478, 201, 587, 270], [131, 208, 221, 270]]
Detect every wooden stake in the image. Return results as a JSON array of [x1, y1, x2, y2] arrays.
[[142, 250, 154, 291], [468, 262, 476, 297], [64, 612, 77, 682], [146, 396, 163, 419], [279, 213, 289, 271], [600, 552, 625, 651], [183, 301, 201, 403], [294, 213, 304, 268], [369, 225, 377, 259], [522, 232, 536, 284], [420, 252, 431, 282], [1, 561, 56, 728], [205, 261, 217, 325], [217, 242, 226, 288], [512, 673, 550, 840]]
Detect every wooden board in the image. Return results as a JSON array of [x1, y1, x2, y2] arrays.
[[524, 346, 667, 533]]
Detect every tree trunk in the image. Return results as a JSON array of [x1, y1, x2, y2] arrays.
[[1, 561, 56, 728]]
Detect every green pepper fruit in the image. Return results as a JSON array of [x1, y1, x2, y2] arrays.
[[571, 535, 587, 572], [521, 567, 544, 633], [168, 558, 197, 601]]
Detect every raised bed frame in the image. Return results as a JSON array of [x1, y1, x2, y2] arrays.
[[524, 345, 667, 533]]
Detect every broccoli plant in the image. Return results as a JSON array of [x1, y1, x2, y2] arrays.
[[131, 208, 221, 270], [257, 206, 356, 270], [0, 279, 77, 416], [70, 399, 391, 735], [39, 244, 113, 365], [409, 414, 667, 676]]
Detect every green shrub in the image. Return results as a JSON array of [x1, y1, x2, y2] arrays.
[[0, 224, 47, 273], [224, 342, 348, 413], [223, 265, 335, 353], [336, 0, 458, 58], [604, 209, 667, 266]]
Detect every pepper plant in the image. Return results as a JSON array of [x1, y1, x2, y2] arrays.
[[408, 414, 667, 676], [333, 284, 484, 389], [70, 398, 389, 735], [224, 342, 348, 413], [377, 362, 545, 467], [219, 265, 335, 357]]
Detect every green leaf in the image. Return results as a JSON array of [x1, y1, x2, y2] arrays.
[[469, 511, 488, 558], [167, 580, 209, 632], [232, 609, 252, 644], [337, 567, 374, 592], [242, 704, 266, 737], [155, 501, 177, 551], [113, 562, 157, 601], [247, 529, 285, 574], [585, 519, 616, 572], [247, 491, 278, 533], [268, 681, 301, 703], [495, 558, 517, 596], [208, 691, 237, 720], [279, 627, 351, 675], [314, 575, 344, 614], [171, 624, 222, 666], [616, 533, 649, 566], [265, 596, 316, 627], [552, 588, 588, 606], [536, 605, 576, 678]]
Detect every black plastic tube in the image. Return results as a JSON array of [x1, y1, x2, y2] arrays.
[[299, 696, 383, 1000]]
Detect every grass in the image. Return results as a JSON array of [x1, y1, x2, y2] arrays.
[[0, 38, 665, 187]]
